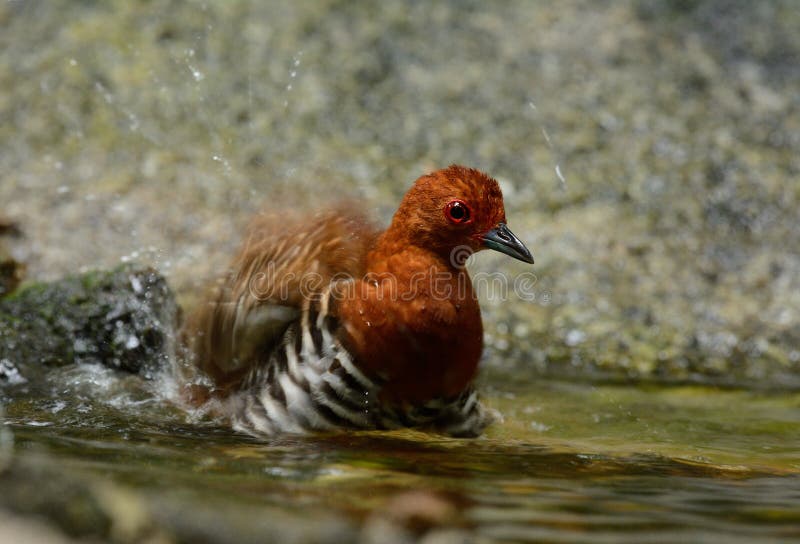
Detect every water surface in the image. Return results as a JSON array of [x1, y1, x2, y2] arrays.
[[4, 367, 799, 542]]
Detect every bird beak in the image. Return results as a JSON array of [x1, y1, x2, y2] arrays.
[[481, 223, 534, 264]]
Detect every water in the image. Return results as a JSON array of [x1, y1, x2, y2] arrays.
[[3, 367, 799, 542], [2, 1, 800, 541]]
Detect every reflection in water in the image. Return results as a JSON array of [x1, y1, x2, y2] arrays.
[[3, 365, 799, 542]]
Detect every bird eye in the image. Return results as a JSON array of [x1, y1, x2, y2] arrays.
[[444, 200, 472, 224]]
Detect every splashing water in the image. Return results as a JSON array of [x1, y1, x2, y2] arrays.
[[529, 100, 567, 189], [283, 50, 303, 109], [185, 48, 205, 82], [212, 154, 233, 175]]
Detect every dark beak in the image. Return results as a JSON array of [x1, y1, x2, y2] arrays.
[[481, 223, 534, 264]]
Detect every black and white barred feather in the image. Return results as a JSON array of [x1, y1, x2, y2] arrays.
[[226, 288, 496, 438]]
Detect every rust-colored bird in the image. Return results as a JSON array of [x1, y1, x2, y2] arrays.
[[184, 165, 533, 437]]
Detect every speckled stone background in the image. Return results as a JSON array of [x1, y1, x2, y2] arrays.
[[1, 0, 799, 386]]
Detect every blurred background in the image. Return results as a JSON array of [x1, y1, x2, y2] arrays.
[[2, 0, 798, 384], [1, 2, 799, 543]]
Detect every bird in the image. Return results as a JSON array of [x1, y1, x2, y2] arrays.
[[183, 165, 534, 437]]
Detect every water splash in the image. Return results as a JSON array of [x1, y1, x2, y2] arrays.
[[555, 163, 566, 185], [528, 100, 567, 189], [94, 80, 158, 144], [94, 80, 115, 105], [283, 50, 303, 109], [212, 154, 233, 175], [185, 48, 205, 82]]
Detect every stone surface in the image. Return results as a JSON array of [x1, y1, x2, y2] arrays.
[[0, 219, 24, 299], [0, 456, 357, 544], [0, 510, 76, 544], [0, 266, 177, 390]]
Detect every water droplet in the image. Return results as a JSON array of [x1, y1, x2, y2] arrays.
[[541, 127, 553, 147], [0, 359, 27, 385], [530, 421, 551, 432], [212, 154, 232, 175], [73, 338, 88, 353], [555, 163, 566, 186], [130, 275, 143, 294], [94, 81, 114, 104], [188, 65, 205, 82], [125, 335, 140, 350], [565, 329, 585, 347], [127, 113, 139, 131]]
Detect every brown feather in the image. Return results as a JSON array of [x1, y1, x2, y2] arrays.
[[183, 203, 379, 391], [335, 165, 506, 403], [186, 165, 523, 407]]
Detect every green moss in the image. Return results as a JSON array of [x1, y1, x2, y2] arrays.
[[0, 265, 177, 383]]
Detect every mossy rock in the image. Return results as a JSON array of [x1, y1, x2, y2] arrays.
[[0, 265, 178, 389]]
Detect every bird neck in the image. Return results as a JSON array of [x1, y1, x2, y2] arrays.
[[336, 228, 484, 404]]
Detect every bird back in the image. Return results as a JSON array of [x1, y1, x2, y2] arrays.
[[184, 204, 379, 392]]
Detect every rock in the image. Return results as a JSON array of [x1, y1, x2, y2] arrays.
[[361, 490, 470, 544], [0, 509, 76, 544], [0, 218, 23, 299], [0, 456, 357, 544], [0, 265, 178, 387], [0, 254, 24, 299], [0, 218, 21, 237]]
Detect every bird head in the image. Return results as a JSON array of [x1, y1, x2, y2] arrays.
[[389, 165, 534, 267]]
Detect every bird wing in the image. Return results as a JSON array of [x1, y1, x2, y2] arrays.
[[184, 204, 379, 391]]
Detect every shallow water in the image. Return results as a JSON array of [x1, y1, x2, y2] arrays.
[[3, 367, 799, 542], [2, 1, 800, 541]]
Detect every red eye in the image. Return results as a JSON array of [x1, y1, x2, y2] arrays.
[[444, 200, 472, 224]]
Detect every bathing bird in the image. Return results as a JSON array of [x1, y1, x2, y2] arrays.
[[185, 165, 533, 437]]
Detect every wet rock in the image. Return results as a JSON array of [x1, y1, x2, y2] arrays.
[[0, 219, 24, 299], [0, 218, 21, 238], [0, 456, 357, 544], [0, 509, 75, 544], [362, 490, 471, 544], [0, 459, 112, 540], [0, 265, 178, 385], [0, 255, 24, 299]]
